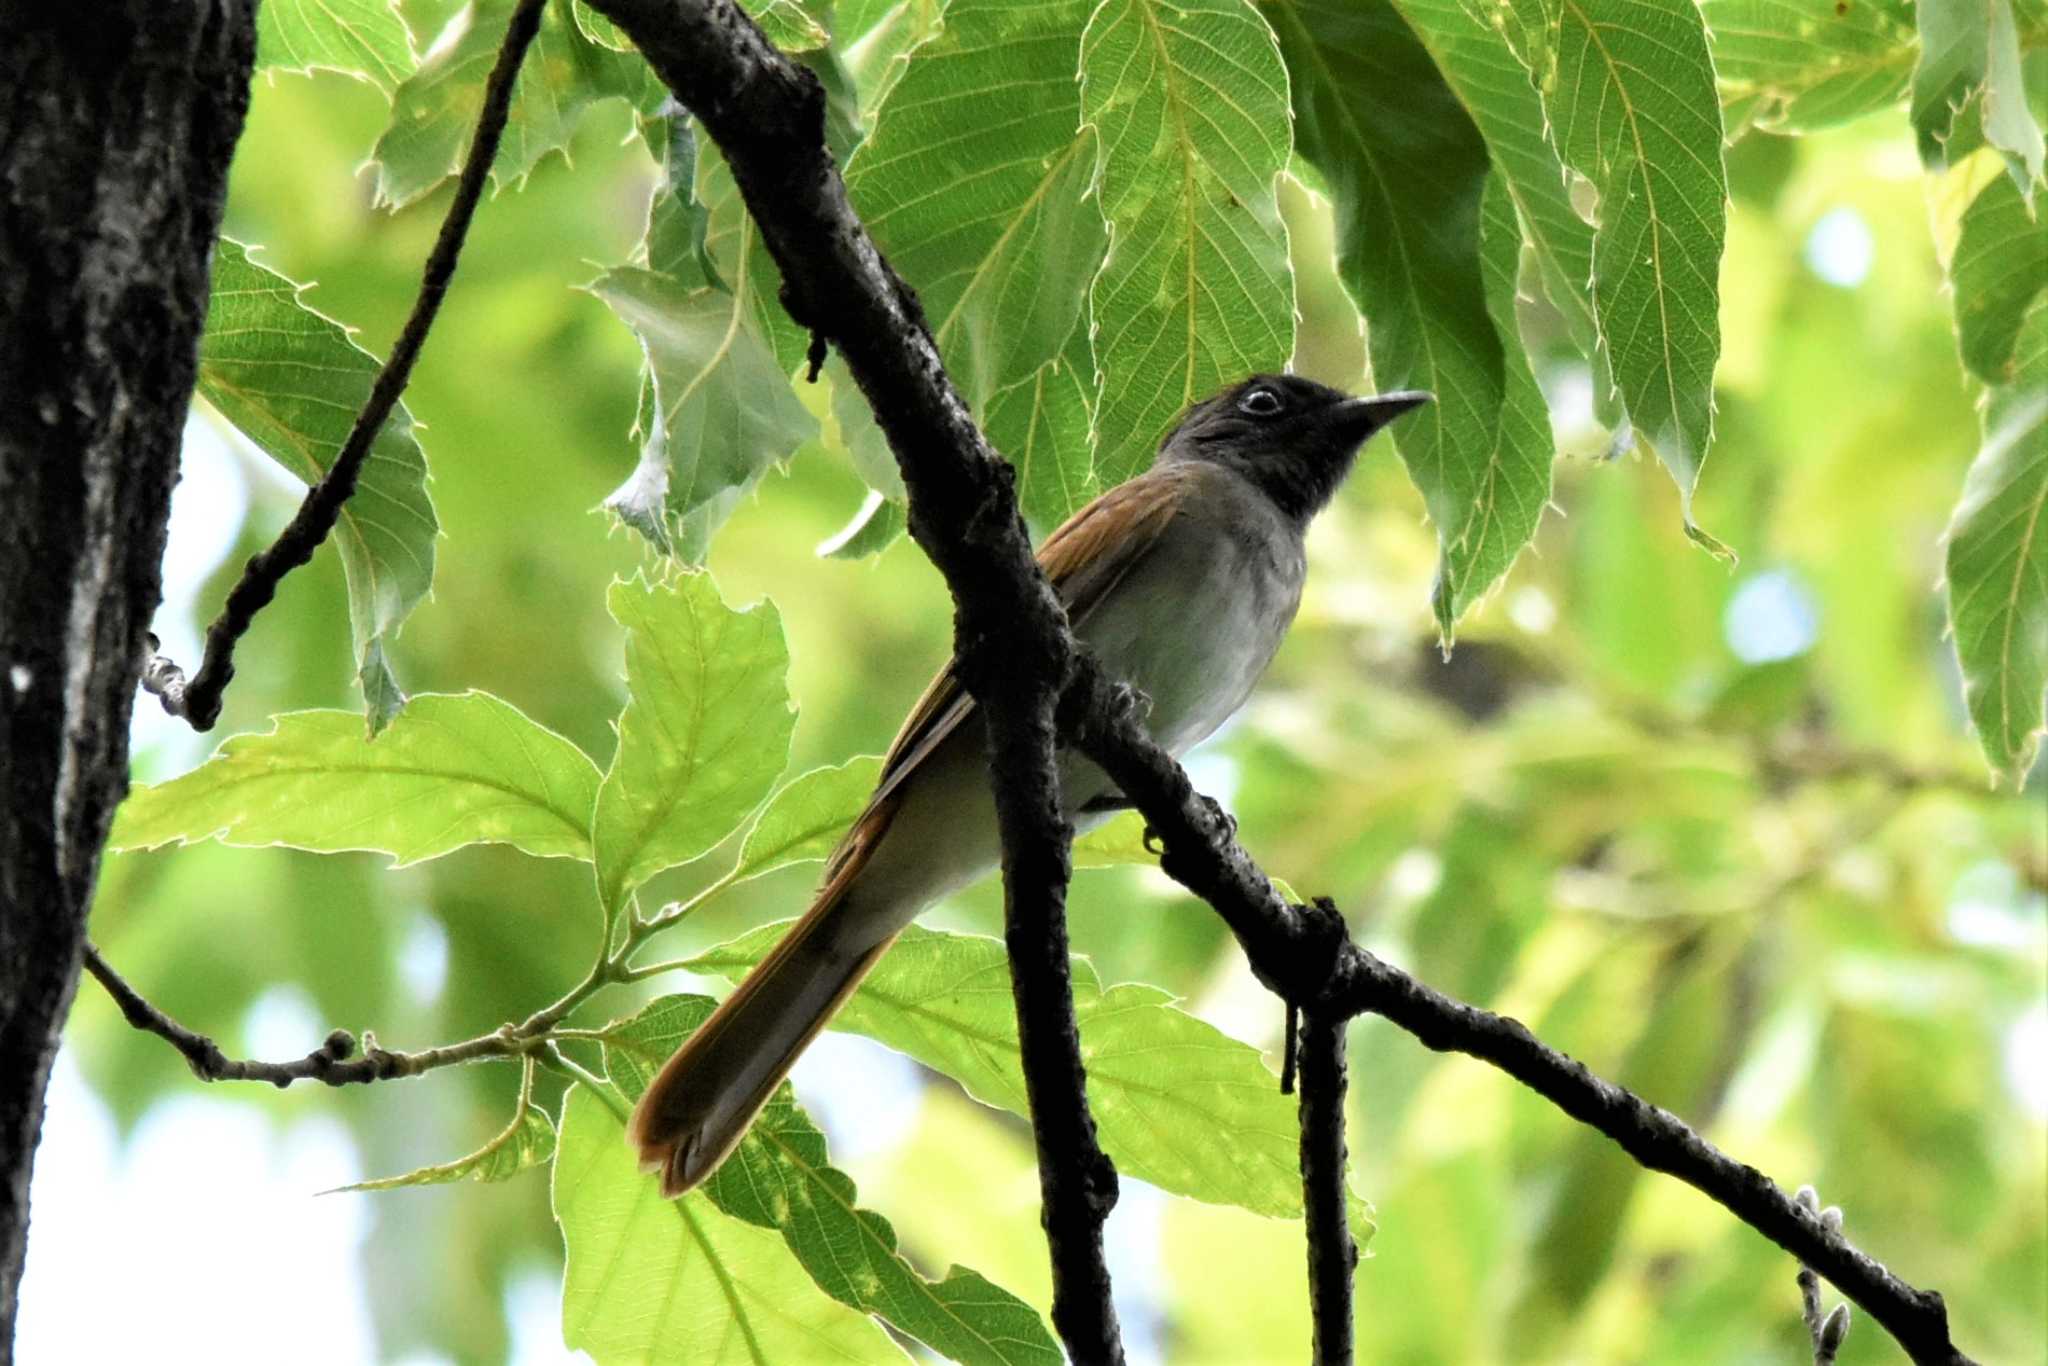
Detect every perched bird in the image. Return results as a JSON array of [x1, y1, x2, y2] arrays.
[[628, 374, 1427, 1195]]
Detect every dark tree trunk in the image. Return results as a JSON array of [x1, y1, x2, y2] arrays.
[[0, 2, 257, 1347]]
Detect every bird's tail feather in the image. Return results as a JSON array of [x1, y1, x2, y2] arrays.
[[625, 875, 895, 1196]]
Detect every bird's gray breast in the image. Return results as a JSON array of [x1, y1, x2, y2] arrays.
[[1075, 467, 1306, 758]]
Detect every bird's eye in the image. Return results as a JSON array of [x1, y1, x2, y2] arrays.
[[1238, 386, 1284, 417]]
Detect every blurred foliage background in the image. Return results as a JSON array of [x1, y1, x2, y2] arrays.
[[30, 0, 2047, 1361]]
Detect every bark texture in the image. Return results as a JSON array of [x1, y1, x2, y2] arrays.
[[0, 2, 257, 1344]]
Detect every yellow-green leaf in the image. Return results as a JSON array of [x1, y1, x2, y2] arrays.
[[110, 692, 599, 866]]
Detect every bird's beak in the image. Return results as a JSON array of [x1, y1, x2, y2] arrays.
[[1329, 390, 1431, 445]]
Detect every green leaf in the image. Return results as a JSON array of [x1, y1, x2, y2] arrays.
[[1440, 174, 1556, 627], [257, 0, 418, 92], [745, 0, 834, 52], [196, 240, 439, 733], [571, 0, 633, 51], [846, 0, 1108, 527], [1070, 810, 1155, 869], [1945, 302, 2048, 787], [592, 575, 797, 913], [1951, 171, 2048, 383], [599, 997, 1061, 1366], [591, 266, 820, 562], [1532, 0, 1729, 551], [1265, 0, 1552, 634], [839, 0, 948, 114], [369, 0, 658, 210], [733, 756, 883, 882], [984, 327, 1101, 529], [603, 132, 821, 562], [1080, 0, 1295, 487], [688, 924, 1371, 1230], [816, 492, 907, 559], [335, 1072, 556, 1190], [1912, 0, 2047, 188], [553, 1086, 906, 1365], [638, 113, 721, 291], [823, 355, 904, 500], [1702, 0, 1918, 133], [1386, 0, 1600, 392], [109, 692, 601, 865]]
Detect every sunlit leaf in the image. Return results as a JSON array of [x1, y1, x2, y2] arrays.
[[1070, 810, 1154, 869], [196, 240, 438, 733], [1945, 302, 2048, 786], [109, 692, 600, 865], [336, 1069, 555, 1190], [1532, 0, 1730, 552], [369, 0, 658, 209], [751, 0, 834, 52], [553, 1086, 905, 1364], [1911, 0, 2047, 189], [1080, 0, 1295, 487], [1703, 0, 1918, 133], [599, 996, 1061, 1365], [257, 0, 417, 92], [1951, 171, 2048, 383], [1266, 0, 1552, 633], [570, 0, 633, 51], [592, 575, 796, 913], [688, 923, 1371, 1231], [846, 0, 1108, 526], [839, 0, 948, 114], [591, 267, 819, 562], [733, 756, 882, 882]]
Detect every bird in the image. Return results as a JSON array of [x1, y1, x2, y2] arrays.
[[627, 373, 1428, 1196]]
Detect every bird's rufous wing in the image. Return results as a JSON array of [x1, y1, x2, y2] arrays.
[[818, 464, 1196, 885]]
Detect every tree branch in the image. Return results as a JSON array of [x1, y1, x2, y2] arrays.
[[581, 1, 1125, 1357], [1064, 673, 1972, 1366], [565, 4, 1975, 1364], [83, 943, 530, 1085], [143, 0, 547, 732], [1296, 1007, 1355, 1366]]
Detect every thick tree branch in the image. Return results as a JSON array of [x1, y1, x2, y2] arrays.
[[1, 1, 258, 1338], [144, 0, 547, 732], [582, 1, 1126, 1357], [1296, 1008, 1355, 1366], [571, 4, 1975, 1364]]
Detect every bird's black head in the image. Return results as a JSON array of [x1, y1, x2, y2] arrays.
[[1158, 374, 1429, 526]]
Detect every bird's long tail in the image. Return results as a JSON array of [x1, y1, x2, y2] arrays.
[[625, 871, 895, 1197]]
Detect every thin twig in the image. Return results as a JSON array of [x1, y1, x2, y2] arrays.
[[87, 936, 622, 1091], [147, 0, 547, 731], [1297, 1008, 1354, 1366], [83, 943, 526, 1085]]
